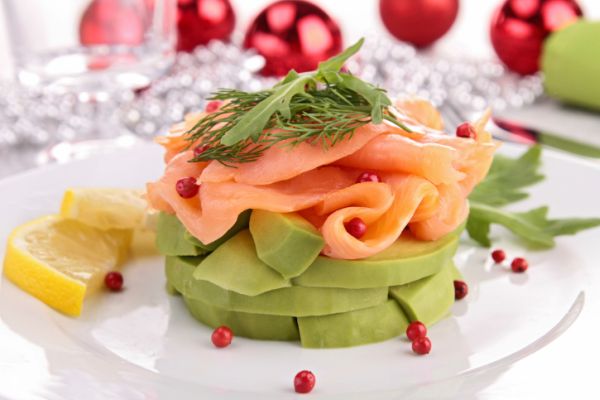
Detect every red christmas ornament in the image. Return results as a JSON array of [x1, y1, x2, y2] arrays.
[[490, 0, 583, 74], [379, 0, 459, 48], [80, 0, 145, 46], [177, 0, 235, 52], [244, 0, 343, 76]]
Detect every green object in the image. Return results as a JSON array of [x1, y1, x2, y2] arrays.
[[543, 21, 600, 112], [390, 263, 455, 325], [249, 210, 325, 279], [293, 231, 459, 289], [183, 297, 299, 341], [467, 147, 600, 248], [297, 300, 409, 348], [186, 39, 411, 166], [184, 210, 251, 252], [468, 202, 600, 249], [469, 147, 544, 207], [166, 256, 298, 341], [156, 212, 205, 256], [537, 133, 600, 159], [167, 256, 388, 317], [192, 230, 290, 296]]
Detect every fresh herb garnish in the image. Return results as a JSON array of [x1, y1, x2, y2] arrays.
[[185, 39, 410, 166], [467, 146, 600, 248]]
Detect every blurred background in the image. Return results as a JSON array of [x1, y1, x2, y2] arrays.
[[0, 0, 599, 176]]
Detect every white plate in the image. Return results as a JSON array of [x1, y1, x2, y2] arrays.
[[1, 142, 599, 400]]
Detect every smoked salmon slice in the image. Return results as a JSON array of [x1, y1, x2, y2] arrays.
[[199, 123, 391, 185], [335, 134, 464, 185], [147, 99, 498, 259], [318, 175, 439, 259]]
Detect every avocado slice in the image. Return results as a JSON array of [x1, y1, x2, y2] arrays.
[[249, 210, 325, 279], [183, 296, 299, 341], [293, 231, 459, 289], [191, 230, 291, 296], [297, 300, 409, 348], [156, 212, 205, 256], [168, 256, 298, 340], [184, 210, 251, 252], [167, 256, 388, 316], [389, 262, 456, 325]]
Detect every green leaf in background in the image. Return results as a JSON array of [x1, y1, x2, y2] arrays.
[[467, 146, 600, 248], [468, 202, 600, 249], [469, 146, 545, 207]]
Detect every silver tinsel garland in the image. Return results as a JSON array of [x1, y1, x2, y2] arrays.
[[0, 37, 543, 151]]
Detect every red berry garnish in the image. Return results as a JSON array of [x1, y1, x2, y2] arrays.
[[456, 122, 477, 139], [356, 172, 381, 183], [193, 144, 209, 157], [406, 321, 427, 342], [294, 370, 316, 394], [104, 271, 123, 291], [176, 177, 200, 198], [412, 336, 432, 355], [344, 217, 367, 239], [454, 280, 468, 300], [211, 326, 233, 348], [491, 249, 506, 263], [205, 100, 222, 113], [511, 257, 529, 273]]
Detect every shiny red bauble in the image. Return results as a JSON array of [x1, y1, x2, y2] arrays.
[[80, 0, 145, 45], [177, 0, 235, 52], [379, 0, 459, 48], [244, 0, 343, 76], [490, 0, 583, 74]]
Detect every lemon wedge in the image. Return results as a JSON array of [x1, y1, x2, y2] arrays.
[[60, 188, 147, 230], [3, 215, 131, 316]]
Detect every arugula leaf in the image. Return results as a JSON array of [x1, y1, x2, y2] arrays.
[[339, 74, 391, 124], [468, 202, 600, 248], [469, 146, 544, 207], [467, 146, 600, 248], [317, 38, 364, 74], [221, 75, 314, 146]]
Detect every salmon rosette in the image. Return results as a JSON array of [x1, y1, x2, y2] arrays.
[[147, 100, 498, 260], [149, 40, 501, 349]]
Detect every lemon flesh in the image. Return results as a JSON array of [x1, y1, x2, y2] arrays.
[[60, 188, 147, 230], [3, 215, 131, 316]]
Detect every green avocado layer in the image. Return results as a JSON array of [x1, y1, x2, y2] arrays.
[[293, 231, 459, 289], [250, 210, 325, 279], [184, 210, 251, 252], [168, 256, 388, 317], [390, 262, 456, 325], [192, 230, 291, 296], [298, 300, 409, 348], [161, 210, 462, 348], [183, 297, 300, 341], [156, 212, 205, 256]]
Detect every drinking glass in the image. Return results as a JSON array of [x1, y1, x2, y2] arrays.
[[2, 0, 177, 163]]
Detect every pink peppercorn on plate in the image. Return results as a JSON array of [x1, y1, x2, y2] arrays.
[[0, 140, 599, 399]]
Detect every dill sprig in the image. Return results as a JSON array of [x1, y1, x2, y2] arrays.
[[184, 39, 410, 166]]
